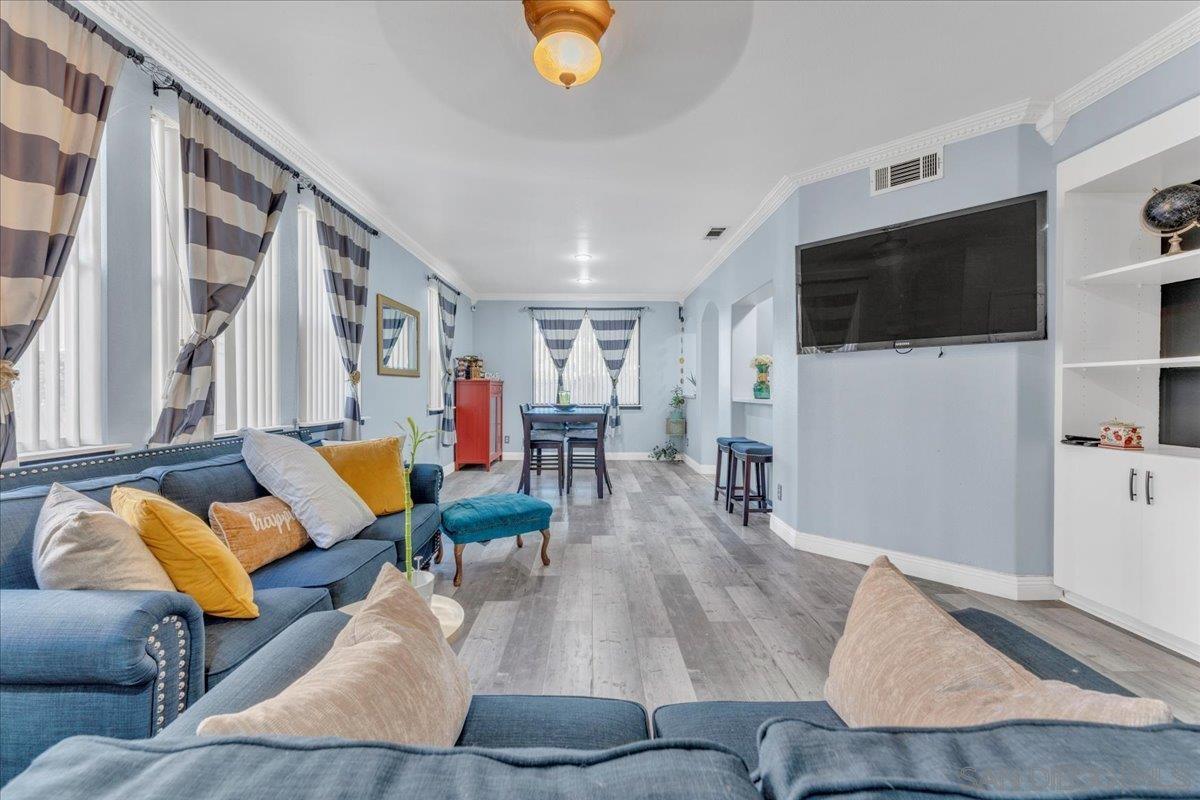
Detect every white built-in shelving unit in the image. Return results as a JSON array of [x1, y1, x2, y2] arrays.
[[1053, 96, 1200, 660]]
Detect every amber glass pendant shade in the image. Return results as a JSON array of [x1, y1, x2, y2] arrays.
[[523, 0, 614, 90]]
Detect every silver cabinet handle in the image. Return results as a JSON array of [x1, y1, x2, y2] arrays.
[[1145, 470, 1154, 506], [1129, 468, 1138, 502]]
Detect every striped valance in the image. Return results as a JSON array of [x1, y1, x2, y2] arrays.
[[587, 309, 641, 430], [531, 308, 586, 395], [0, 0, 128, 466], [315, 195, 371, 439], [150, 99, 289, 446]]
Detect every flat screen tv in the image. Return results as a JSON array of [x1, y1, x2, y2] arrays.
[[796, 193, 1046, 353]]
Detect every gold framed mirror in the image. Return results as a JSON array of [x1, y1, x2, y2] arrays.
[[376, 294, 420, 377]]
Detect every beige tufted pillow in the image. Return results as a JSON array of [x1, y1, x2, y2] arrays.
[[197, 563, 471, 746], [824, 556, 1172, 728]]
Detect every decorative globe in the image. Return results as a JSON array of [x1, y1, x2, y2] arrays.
[[1141, 183, 1200, 254]]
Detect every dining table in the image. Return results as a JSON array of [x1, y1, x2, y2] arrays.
[[518, 404, 610, 499]]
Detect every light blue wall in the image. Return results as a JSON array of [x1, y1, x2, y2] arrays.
[[472, 300, 681, 456], [94, 66, 469, 467], [683, 45, 1200, 578]]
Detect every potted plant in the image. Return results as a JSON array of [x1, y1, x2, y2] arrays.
[[752, 355, 773, 399], [650, 441, 680, 462], [666, 386, 687, 436], [398, 416, 437, 603]]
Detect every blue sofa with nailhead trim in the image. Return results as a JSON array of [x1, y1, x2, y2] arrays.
[[0, 433, 443, 785]]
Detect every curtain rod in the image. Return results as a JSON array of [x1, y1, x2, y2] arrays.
[[426, 274, 462, 297], [519, 306, 647, 313], [118, 40, 380, 236]]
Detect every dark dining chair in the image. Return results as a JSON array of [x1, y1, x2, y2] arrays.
[[519, 404, 565, 495], [566, 406, 612, 497]]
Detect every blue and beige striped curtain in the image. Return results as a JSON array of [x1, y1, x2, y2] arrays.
[[315, 196, 371, 439], [589, 309, 640, 429], [436, 281, 459, 447], [0, 0, 128, 466], [381, 314, 404, 366], [531, 308, 585, 397], [150, 99, 289, 445]]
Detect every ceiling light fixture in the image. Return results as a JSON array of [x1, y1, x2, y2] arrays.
[[576, 275, 595, 284], [574, 253, 592, 262], [523, 0, 615, 90]]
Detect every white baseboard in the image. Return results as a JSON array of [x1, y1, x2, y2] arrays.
[[1061, 591, 1200, 663], [682, 453, 716, 476], [768, 515, 1061, 602]]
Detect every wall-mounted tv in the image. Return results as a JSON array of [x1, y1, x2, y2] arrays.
[[796, 193, 1046, 353]]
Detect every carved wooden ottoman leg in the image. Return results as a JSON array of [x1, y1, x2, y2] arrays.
[[453, 544, 465, 587], [539, 529, 551, 566], [516, 534, 524, 548]]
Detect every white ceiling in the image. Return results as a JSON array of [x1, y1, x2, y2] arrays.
[[125, 0, 1198, 299]]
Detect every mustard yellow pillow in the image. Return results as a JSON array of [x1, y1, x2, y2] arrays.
[[316, 437, 407, 516], [111, 486, 259, 619]]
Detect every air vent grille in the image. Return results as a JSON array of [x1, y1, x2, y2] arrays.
[[704, 227, 726, 240], [870, 148, 943, 196]]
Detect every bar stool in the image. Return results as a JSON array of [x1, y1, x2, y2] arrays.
[[729, 441, 773, 526], [714, 436, 755, 509]]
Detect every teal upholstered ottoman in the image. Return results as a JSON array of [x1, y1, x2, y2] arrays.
[[439, 493, 553, 586]]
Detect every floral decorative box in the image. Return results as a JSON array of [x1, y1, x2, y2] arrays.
[[1099, 420, 1143, 450]]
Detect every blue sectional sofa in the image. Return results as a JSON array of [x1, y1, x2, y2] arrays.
[[0, 434, 443, 784], [7, 605, 1195, 798]]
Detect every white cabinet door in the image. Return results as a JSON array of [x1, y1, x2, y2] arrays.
[[1139, 454, 1200, 643], [1055, 447, 1143, 618]]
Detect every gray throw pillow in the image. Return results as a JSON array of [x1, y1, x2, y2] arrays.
[[32, 483, 174, 591]]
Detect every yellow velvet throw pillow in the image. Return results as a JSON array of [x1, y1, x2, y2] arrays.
[[111, 486, 259, 619], [316, 437, 407, 516]]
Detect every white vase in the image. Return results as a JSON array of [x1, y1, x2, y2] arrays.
[[410, 569, 436, 604]]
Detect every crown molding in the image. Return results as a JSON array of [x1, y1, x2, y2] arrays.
[[472, 292, 681, 304], [1050, 7, 1200, 135], [76, 0, 474, 298], [681, 9, 1200, 301]]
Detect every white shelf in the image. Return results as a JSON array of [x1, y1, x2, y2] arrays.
[[732, 397, 773, 405], [1062, 356, 1200, 370], [1058, 442, 1200, 461], [1077, 250, 1200, 287]]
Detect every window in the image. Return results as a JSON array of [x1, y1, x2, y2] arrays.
[[212, 242, 280, 432], [12, 146, 106, 454], [532, 316, 640, 406], [149, 111, 193, 417], [151, 110, 282, 433], [426, 283, 443, 411], [298, 205, 343, 423]]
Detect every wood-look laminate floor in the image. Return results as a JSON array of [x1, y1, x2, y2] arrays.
[[428, 460, 1200, 721]]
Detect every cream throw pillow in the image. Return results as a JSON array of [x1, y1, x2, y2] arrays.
[[239, 428, 375, 549], [32, 483, 175, 591], [824, 556, 1172, 728], [197, 563, 471, 746]]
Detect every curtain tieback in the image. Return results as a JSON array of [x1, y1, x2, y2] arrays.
[[0, 360, 19, 391], [349, 370, 361, 386]]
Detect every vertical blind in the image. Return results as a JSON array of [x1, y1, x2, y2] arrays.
[[426, 284, 443, 411], [12, 147, 106, 454], [532, 316, 640, 405], [212, 242, 280, 432], [150, 111, 197, 421], [298, 205, 344, 423]]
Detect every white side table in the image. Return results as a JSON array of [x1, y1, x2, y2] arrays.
[[337, 594, 464, 641]]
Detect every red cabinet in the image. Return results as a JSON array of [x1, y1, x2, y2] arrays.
[[454, 379, 503, 471]]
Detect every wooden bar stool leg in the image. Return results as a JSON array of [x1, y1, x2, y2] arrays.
[[713, 445, 723, 502], [726, 452, 739, 513], [742, 456, 753, 526]]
